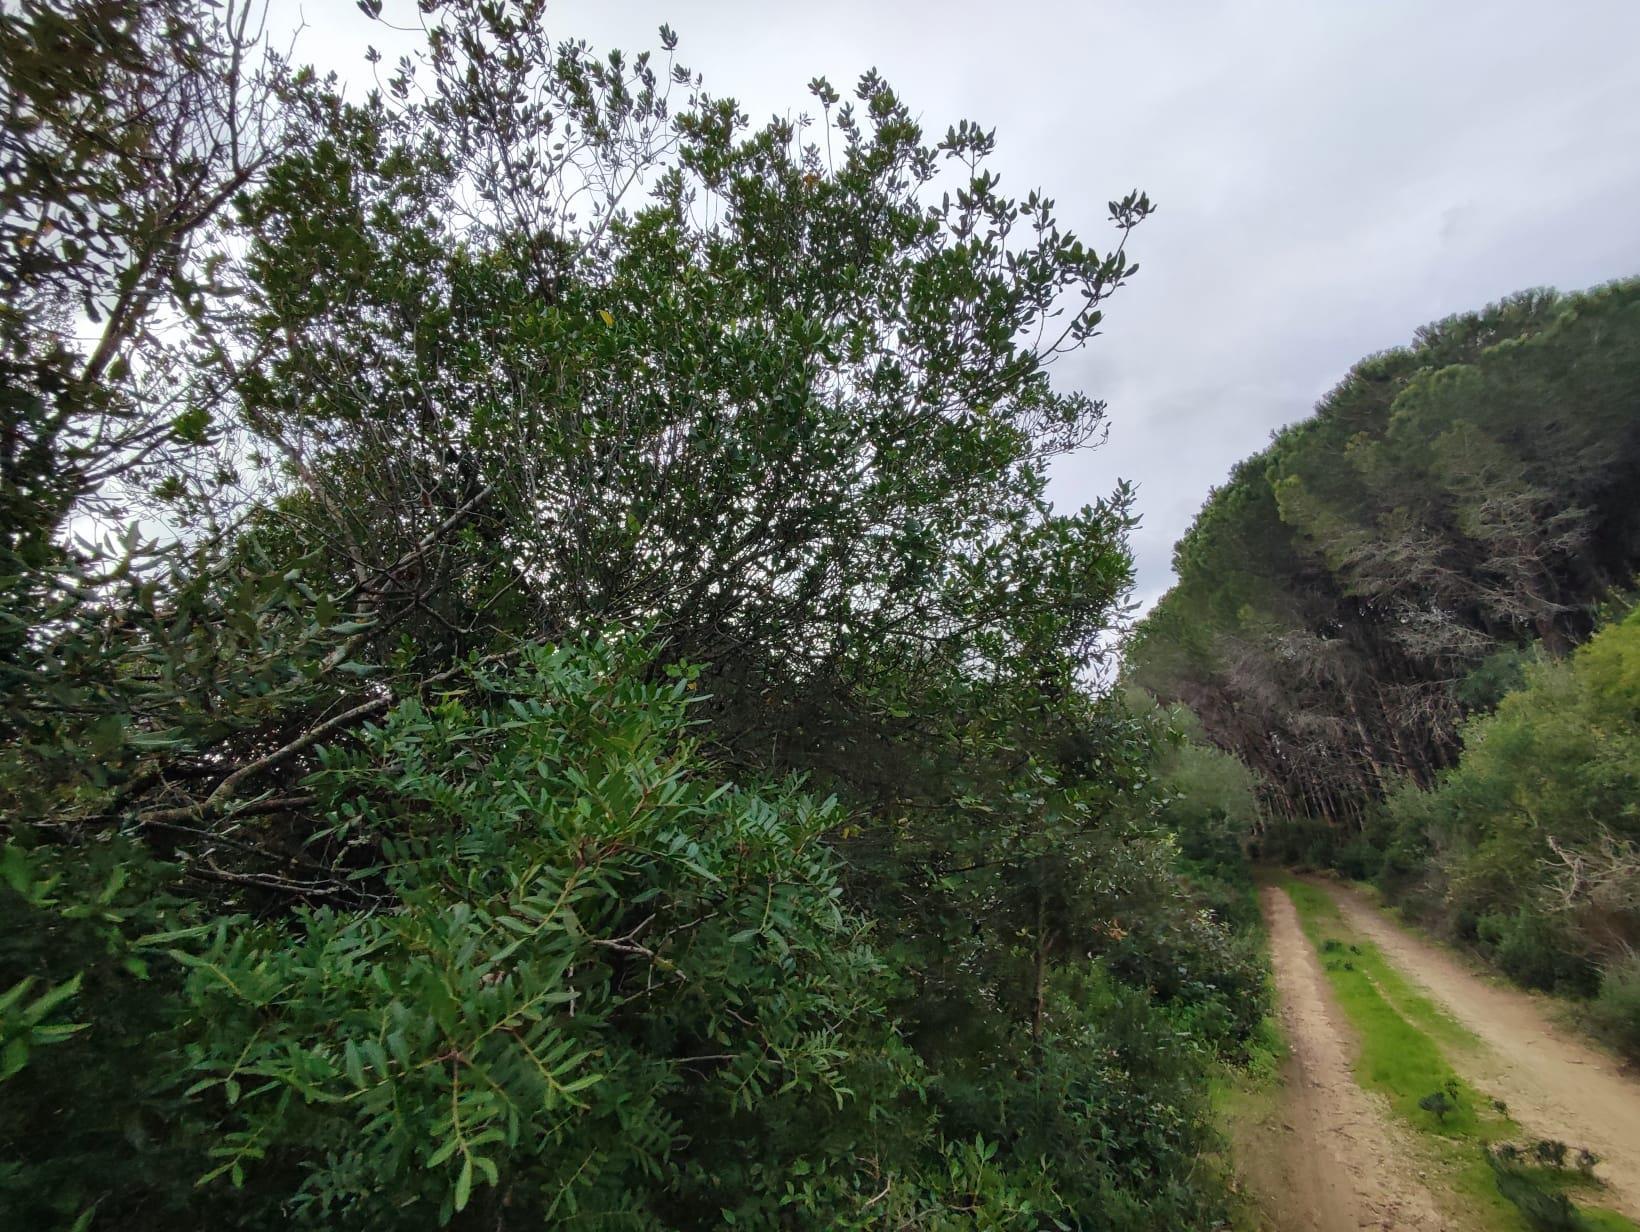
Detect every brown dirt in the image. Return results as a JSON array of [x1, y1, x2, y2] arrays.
[[1321, 879, 1640, 1220], [1247, 884, 1451, 1231]]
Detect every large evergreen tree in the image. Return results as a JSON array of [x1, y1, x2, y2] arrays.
[[1, 3, 1256, 1228]]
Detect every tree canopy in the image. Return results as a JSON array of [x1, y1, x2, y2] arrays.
[[0, 3, 1259, 1229]]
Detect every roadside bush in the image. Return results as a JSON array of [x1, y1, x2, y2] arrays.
[[1109, 697, 1271, 1051], [932, 971, 1230, 1229], [1104, 908, 1268, 1053], [1477, 909, 1599, 996], [1334, 838, 1384, 882], [1256, 817, 1338, 869], [1489, 1165, 1582, 1232], [1138, 700, 1263, 914], [1588, 953, 1640, 1062], [4, 640, 1257, 1230], [159, 640, 921, 1226], [1371, 785, 1441, 906]]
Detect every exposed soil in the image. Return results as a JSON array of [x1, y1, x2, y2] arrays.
[[1244, 884, 1451, 1231], [1320, 879, 1640, 1220]]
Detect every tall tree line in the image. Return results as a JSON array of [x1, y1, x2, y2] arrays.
[[1128, 281, 1640, 826]]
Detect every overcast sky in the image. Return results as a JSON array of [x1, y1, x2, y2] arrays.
[[284, 1, 1640, 610]]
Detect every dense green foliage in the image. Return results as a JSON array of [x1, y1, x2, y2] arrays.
[[0, 2, 1261, 1227], [1129, 281, 1640, 825], [1373, 610, 1640, 1053], [1135, 696, 1265, 936]]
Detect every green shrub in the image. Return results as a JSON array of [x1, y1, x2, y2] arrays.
[[156, 641, 933, 1226], [1418, 1089, 1453, 1124], [1588, 953, 1640, 1062], [1457, 645, 1533, 712], [1487, 1147, 1584, 1231], [1531, 1140, 1569, 1169], [1334, 839, 1384, 881], [3, 641, 1253, 1230], [1478, 909, 1599, 996], [1098, 870, 1269, 1055], [1256, 818, 1339, 869]]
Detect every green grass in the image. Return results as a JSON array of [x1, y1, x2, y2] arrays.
[[1209, 1009, 1289, 1232], [1207, 914, 1289, 1232], [1281, 877, 1639, 1232]]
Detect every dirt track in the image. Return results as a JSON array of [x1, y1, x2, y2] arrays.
[[1247, 884, 1450, 1231], [1322, 880, 1640, 1220]]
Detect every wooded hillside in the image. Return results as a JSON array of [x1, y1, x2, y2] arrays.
[[0, 4, 1262, 1228], [1129, 281, 1640, 825]]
